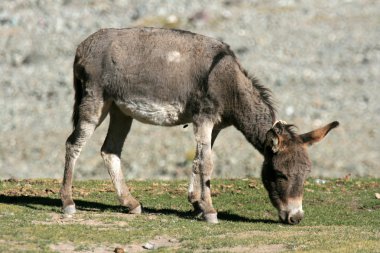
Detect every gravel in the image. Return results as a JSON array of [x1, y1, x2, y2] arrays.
[[0, 0, 379, 179]]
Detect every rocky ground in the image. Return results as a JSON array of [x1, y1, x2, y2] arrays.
[[0, 0, 379, 179]]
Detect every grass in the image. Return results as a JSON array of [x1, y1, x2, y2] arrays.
[[0, 178, 379, 252]]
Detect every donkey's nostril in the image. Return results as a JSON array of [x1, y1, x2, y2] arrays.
[[289, 216, 299, 224], [288, 212, 303, 225], [279, 210, 303, 225]]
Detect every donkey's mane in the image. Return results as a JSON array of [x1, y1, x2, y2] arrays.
[[227, 45, 276, 123], [236, 69, 276, 124], [248, 76, 276, 121], [203, 36, 277, 123]]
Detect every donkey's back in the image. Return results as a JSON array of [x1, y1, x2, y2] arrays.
[[73, 27, 236, 126]]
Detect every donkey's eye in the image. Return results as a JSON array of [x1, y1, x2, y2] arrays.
[[275, 171, 287, 180]]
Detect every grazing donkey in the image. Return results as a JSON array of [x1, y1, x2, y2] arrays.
[[60, 27, 339, 224]]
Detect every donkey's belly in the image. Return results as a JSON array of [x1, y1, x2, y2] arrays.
[[115, 99, 189, 126]]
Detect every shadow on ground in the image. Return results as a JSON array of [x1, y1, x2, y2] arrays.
[[0, 194, 277, 224]]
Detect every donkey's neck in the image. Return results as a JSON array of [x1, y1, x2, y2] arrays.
[[232, 78, 276, 154]]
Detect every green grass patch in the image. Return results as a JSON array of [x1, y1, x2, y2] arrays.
[[0, 178, 379, 252]]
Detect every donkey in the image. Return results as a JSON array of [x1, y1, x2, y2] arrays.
[[60, 27, 339, 224]]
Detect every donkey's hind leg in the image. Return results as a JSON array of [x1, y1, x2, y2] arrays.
[[101, 104, 141, 214], [60, 96, 110, 215]]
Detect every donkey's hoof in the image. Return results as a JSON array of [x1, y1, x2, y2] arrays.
[[204, 213, 218, 224], [129, 205, 142, 214], [63, 205, 76, 215]]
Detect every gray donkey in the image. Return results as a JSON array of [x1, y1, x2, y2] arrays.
[[60, 27, 339, 224]]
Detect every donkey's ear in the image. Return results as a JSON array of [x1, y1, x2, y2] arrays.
[[300, 121, 339, 146], [266, 121, 287, 153], [266, 130, 280, 153]]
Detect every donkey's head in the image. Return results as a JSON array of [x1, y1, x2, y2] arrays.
[[262, 120, 339, 225]]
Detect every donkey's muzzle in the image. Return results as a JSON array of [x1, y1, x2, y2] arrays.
[[279, 210, 304, 225]]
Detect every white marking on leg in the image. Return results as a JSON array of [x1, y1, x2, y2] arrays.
[[102, 153, 124, 197], [188, 172, 196, 195], [63, 204, 76, 215], [70, 122, 96, 158]]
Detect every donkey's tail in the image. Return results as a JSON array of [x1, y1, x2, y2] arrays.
[[71, 49, 88, 129], [72, 74, 83, 129]]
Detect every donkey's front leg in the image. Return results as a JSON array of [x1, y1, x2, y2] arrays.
[[188, 120, 218, 223]]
